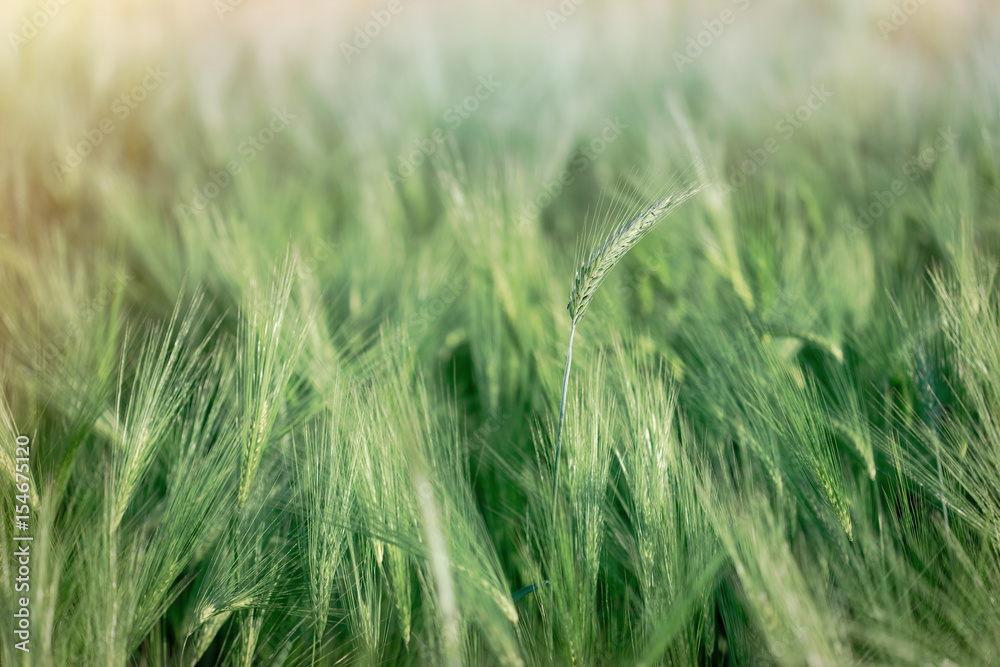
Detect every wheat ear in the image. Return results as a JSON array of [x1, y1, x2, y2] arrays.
[[552, 183, 704, 499]]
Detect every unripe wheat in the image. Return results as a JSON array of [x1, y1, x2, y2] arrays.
[[553, 180, 704, 498]]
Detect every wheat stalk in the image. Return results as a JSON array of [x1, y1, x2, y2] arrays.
[[552, 180, 704, 499]]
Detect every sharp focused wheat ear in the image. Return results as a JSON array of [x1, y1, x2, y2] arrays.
[[553, 180, 705, 499], [568, 188, 703, 324]]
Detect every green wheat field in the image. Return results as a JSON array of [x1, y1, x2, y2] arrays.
[[2, 0, 1000, 665]]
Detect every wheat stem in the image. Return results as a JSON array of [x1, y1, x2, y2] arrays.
[[552, 321, 576, 501], [552, 182, 703, 498]]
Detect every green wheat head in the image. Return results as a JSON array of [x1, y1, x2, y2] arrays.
[[567, 184, 705, 324], [553, 177, 705, 501]]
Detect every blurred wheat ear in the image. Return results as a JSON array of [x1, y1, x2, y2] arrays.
[[552, 179, 705, 499]]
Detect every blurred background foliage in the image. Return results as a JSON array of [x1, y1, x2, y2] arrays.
[[2, 0, 1000, 665]]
